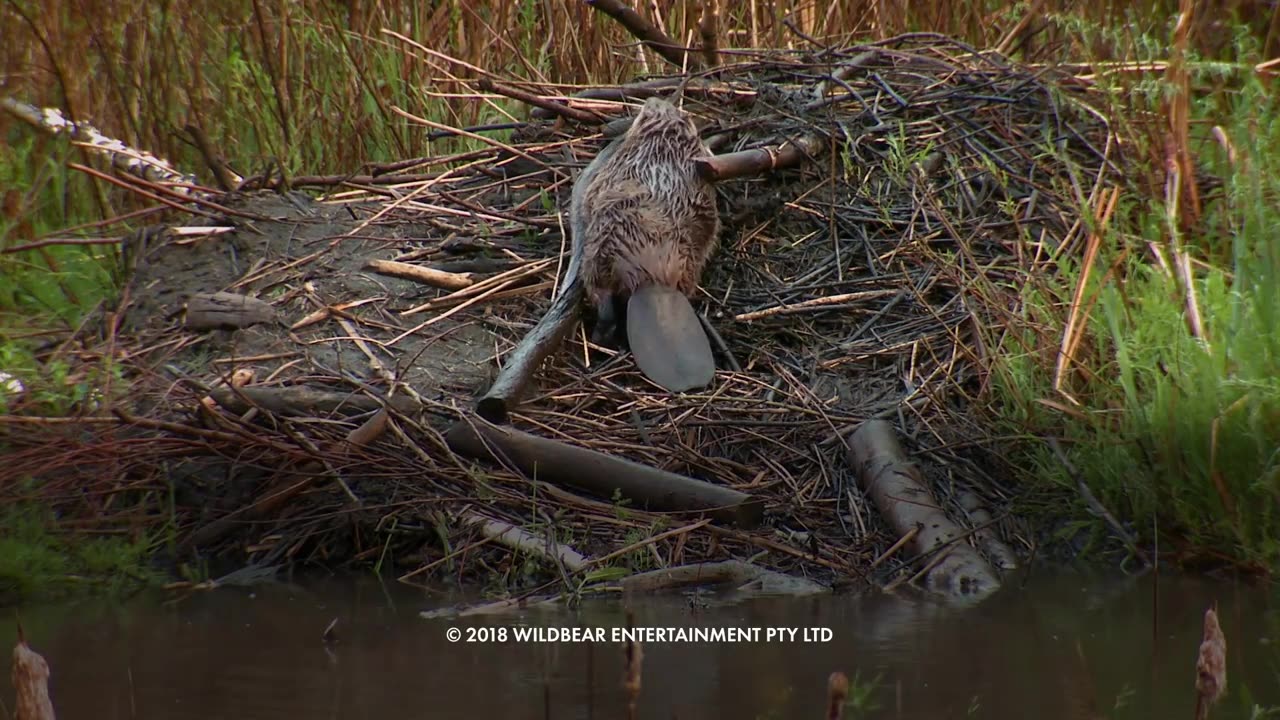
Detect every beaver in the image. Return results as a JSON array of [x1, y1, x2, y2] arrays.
[[568, 97, 721, 392]]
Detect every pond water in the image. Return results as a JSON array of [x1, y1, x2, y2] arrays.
[[2, 571, 1277, 719]]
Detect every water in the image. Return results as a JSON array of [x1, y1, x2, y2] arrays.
[[3, 572, 1277, 719]]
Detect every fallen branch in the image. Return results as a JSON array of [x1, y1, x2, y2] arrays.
[[2, 97, 205, 200], [446, 416, 765, 528], [461, 509, 591, 573], [842, 420, 1000, 600]]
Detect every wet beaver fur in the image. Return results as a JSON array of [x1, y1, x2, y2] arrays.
[[568, 97, 720, 392]]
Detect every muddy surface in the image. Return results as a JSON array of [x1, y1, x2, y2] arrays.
[[120, 191, 496, 413]]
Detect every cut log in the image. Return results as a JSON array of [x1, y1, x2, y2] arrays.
[[185, 291, 276, 330], [446, 416, 764, 528], [694, 133, 828, 182], [209, 384, 418, 417], [12, 624, 56, 720], [842, 419, 1000, 600], [461, 510, 591, 573]]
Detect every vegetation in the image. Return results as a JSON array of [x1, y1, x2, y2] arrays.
[[0, 502, 157, 604], [2, 0, 1279, 602]]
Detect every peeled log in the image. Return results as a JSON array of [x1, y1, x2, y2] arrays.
[[446, 417, 764, 528], [842, 420, 1000, 600], [185, 291, 275, 330], [12, 627, 56, 720], [461, 510, 590, 573]]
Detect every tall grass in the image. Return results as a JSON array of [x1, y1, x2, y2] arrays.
[[2, 0, 1279, 570], [989, 18, 1280, 569]]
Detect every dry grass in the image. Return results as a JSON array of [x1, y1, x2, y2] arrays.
[[3, 0, 1269, 181]]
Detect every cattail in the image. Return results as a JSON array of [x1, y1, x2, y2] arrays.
[[826, 671, 849, 720], [623, 611, 643, 720], [12, 623, 57, 720], [1194, 605, 1227, 720]]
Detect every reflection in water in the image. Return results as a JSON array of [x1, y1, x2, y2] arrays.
[[1, 572, 1277, 719]]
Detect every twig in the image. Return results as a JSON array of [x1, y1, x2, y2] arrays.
[[476, 78, 605, 124]]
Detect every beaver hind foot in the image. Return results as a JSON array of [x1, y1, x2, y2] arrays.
[[590, 293, 627, 346], [625, 285, 715, 392]]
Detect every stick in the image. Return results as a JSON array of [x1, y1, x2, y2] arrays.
[[734, 289, 897, 322], [365, 258, 475, 290], [208, 385, 418, 418], [620, 559, 825, 595], [585, 0, 700, 71], [527, 79, 748, 120], [842, 420, 1000, 600], [446, 416, 765, 528]]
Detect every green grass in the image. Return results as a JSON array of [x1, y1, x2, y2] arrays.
[[990, 39, 1280, 569], [0, 503, 161, 605]]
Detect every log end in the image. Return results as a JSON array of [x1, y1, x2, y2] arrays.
[[731, 498, 767, 530], [475, 396, 509, 425], [185, 291, 276, 331]]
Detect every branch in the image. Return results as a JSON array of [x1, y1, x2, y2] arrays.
[[476, 266, 584, 423], [585, 0, 702, 71], [476, 78, 605, 125]]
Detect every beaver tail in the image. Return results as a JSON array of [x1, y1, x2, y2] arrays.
[[626, 285, 715, 392]]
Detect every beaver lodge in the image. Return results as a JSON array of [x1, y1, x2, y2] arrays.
[[1, 27, 1122, 604]]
